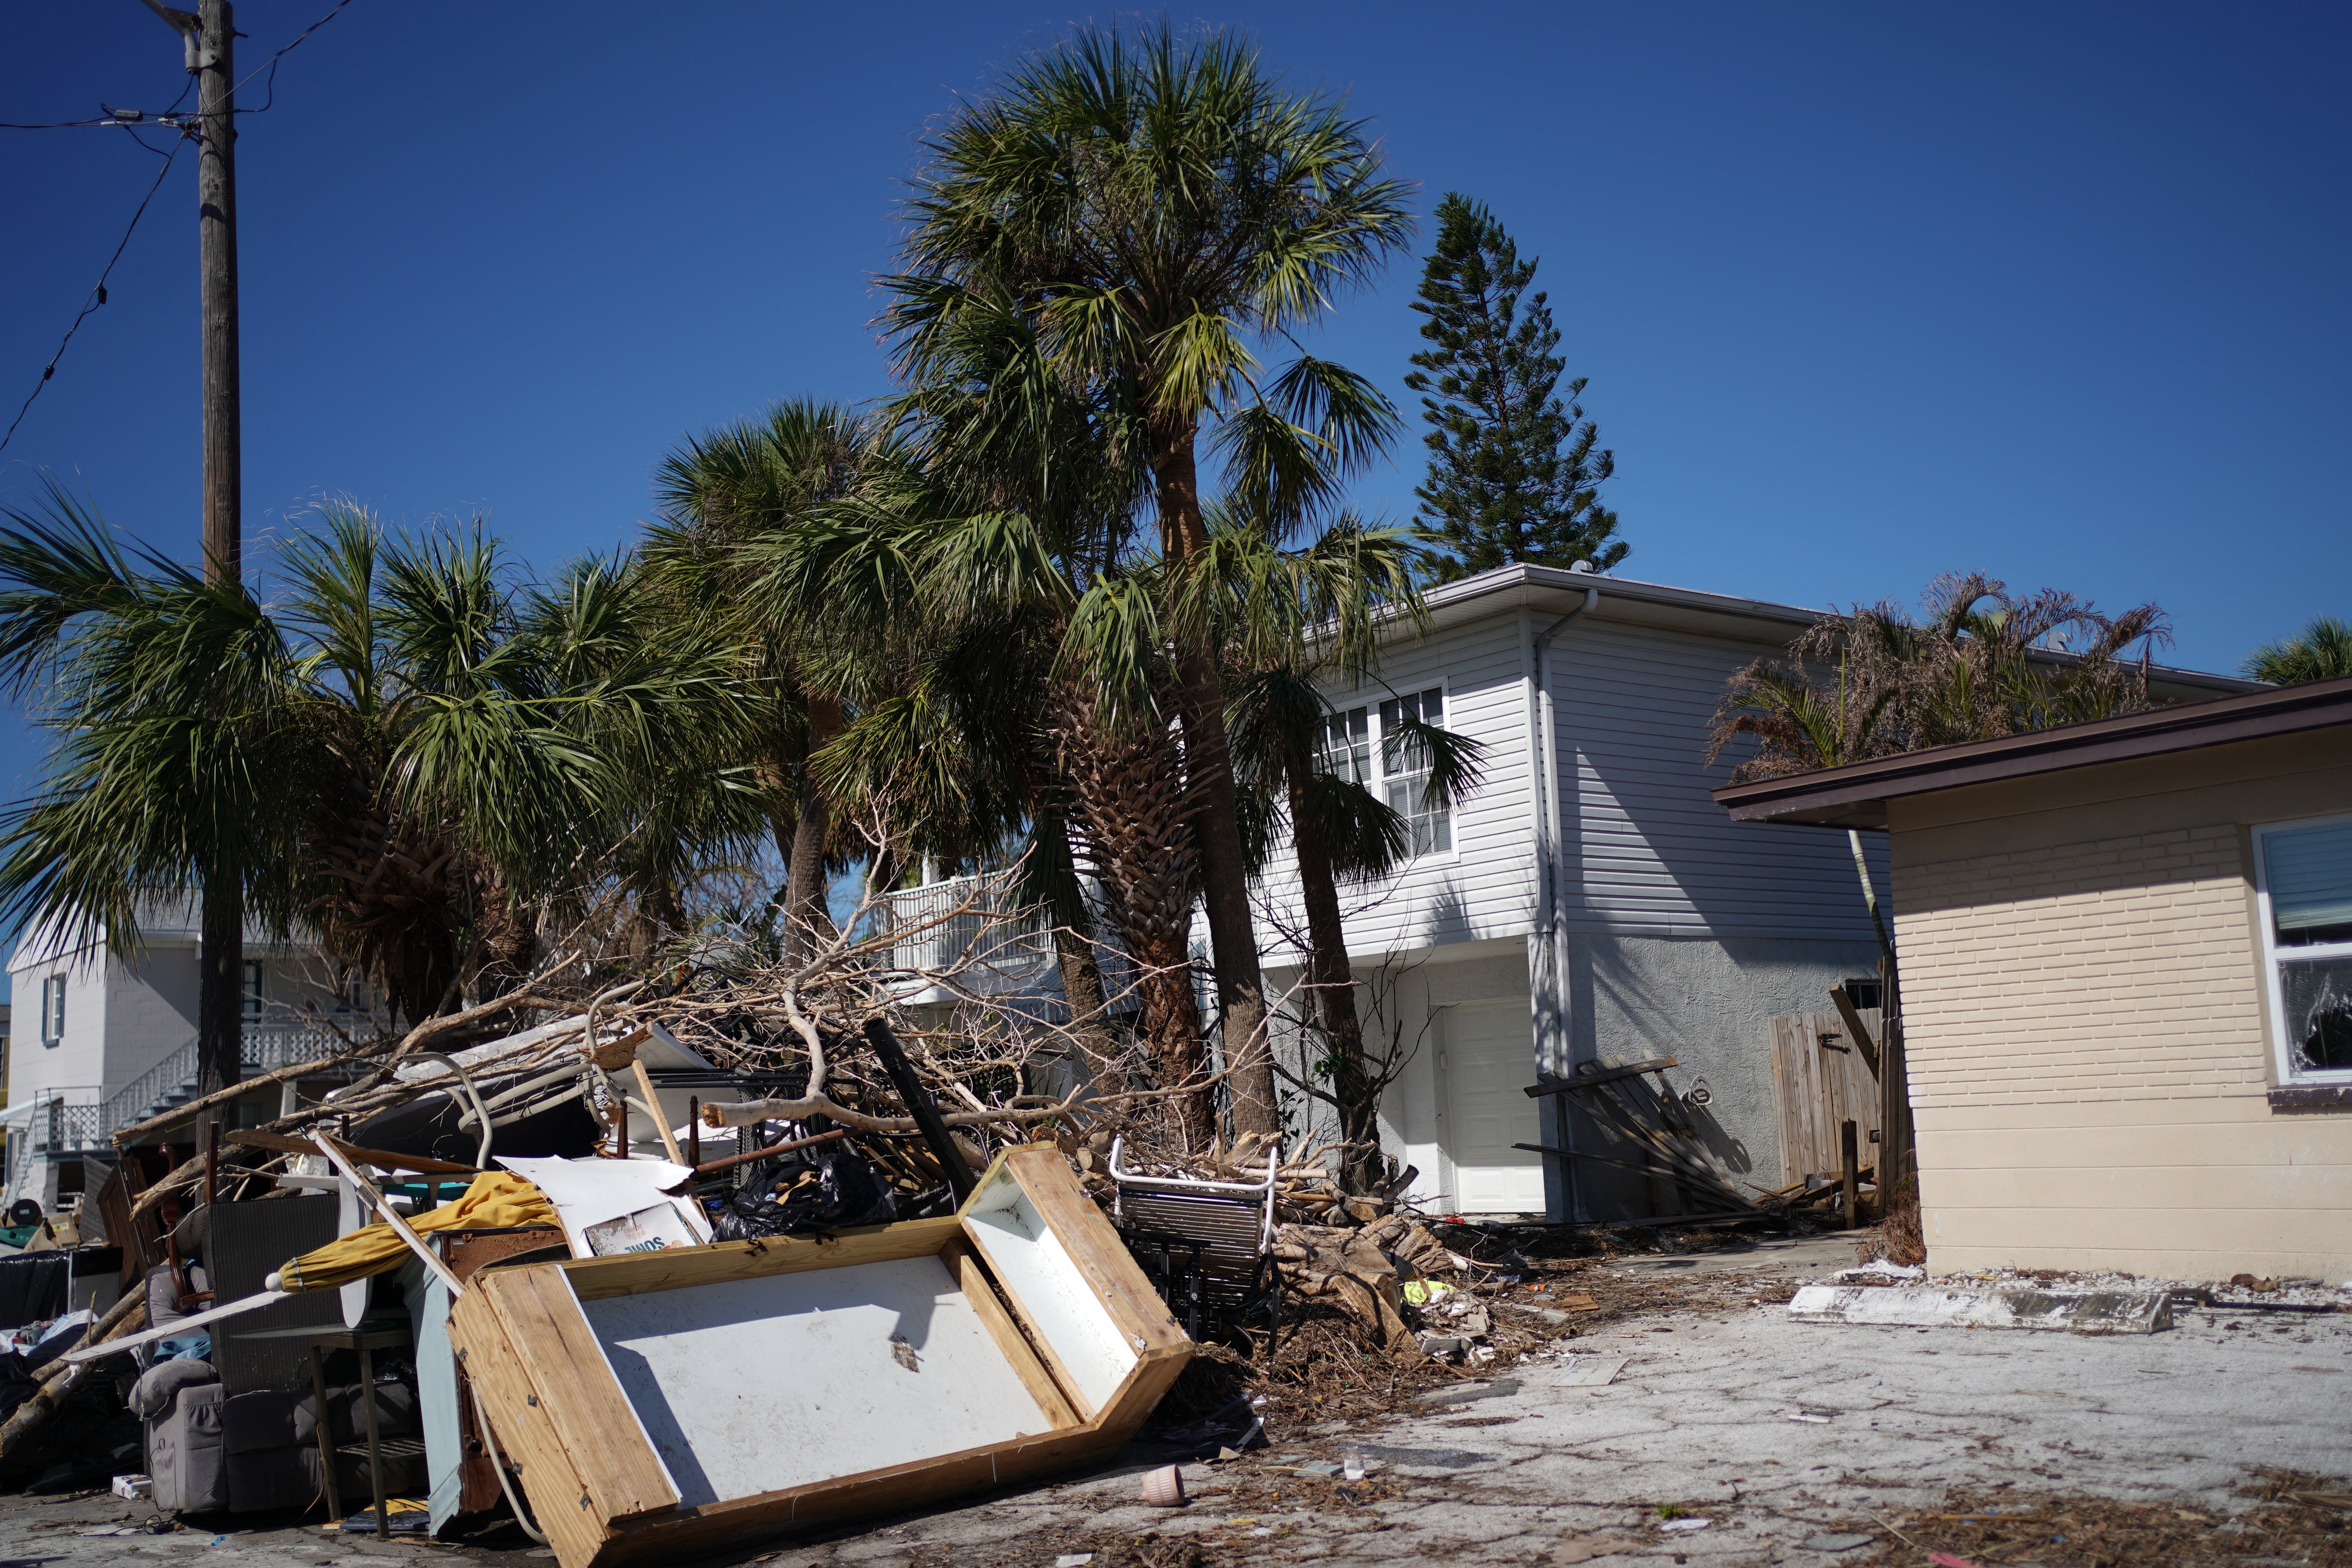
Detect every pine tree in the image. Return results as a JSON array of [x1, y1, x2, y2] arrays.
[[1404, 193, 1626, 583]]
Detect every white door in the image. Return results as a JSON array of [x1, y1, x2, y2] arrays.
[[1445, 1002, 1546, 1214]]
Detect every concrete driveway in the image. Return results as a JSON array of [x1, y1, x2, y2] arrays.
[[5, 1256, 2344, 1568]]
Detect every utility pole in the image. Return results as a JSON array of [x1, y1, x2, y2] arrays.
[[143, 0, 245, 1106]]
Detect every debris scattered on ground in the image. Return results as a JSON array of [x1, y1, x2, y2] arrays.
[[1835, 1472, 2352, 1567]]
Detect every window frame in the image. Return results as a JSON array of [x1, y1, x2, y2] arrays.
[[1376, 681, 1459, 863], [40, 974, 65, 1047], [2250, 809, 2352, 1087], [242, 959, 265, 1020], [1318, 703, 1372, 786]]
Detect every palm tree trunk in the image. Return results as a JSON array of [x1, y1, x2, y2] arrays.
[[196, 869, 244, 1107], [1153, 426, 1277, 1142], [1052, 924, 1125, 1095], [784, 692, 841, 964], [1285, 764, 1380, 1194], [1052, 691, 1212, 1149], [1848, 826, 1913, 1203]]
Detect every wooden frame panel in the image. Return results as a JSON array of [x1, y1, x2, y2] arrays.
[[939, 1239, 1080, 1431], [976, 1148, 1190, 1422], [448, 1285, 613, 1568], [558, 1216, 960, 1301], [474, 1268, 680, 1519], [461, 1151, 1191, 1568]]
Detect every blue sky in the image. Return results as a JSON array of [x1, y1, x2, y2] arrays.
[[3, 2, 2348, 994]]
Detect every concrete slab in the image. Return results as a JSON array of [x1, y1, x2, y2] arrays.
[[1788, 1282, 2175, 1333]]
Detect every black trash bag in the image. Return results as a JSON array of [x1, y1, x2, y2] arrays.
[[710, 1137, 943, 1240]]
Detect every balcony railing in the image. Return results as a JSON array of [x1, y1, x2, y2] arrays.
[[884, 876, 1053, 979], [88, 1023, 358, 1145]]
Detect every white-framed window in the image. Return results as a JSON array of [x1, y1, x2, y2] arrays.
[[39, 976, 65, 1047], [2252, 812, 2352, 1083], [242, 960, 264, 1020], [1319, 705, 1371, 784], [1379, 685, 1453, 857]]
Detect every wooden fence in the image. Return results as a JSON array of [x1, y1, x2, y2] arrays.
[[1769, 1009, 1883, 1187]]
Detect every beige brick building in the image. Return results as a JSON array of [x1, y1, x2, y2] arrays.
[[1717, 677, 2352, 1281]]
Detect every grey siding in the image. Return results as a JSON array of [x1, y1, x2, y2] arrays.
[[1551, 620, 1887, 943]]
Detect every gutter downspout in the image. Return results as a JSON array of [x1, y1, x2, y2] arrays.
[[1530, 585, 1599, 1221]]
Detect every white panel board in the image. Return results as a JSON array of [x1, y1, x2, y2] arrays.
[[1446, 1001, 1545, 1214], [960, 1166, 1137, 1416], [578, 1255, 1051, 1506]]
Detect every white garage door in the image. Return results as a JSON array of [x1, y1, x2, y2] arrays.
[[1445, 1002, 1546, 1215]]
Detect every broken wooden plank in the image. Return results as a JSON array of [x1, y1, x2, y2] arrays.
[[1828, 986, 1882, 1076], [1523, 1058, 1676, 1098]]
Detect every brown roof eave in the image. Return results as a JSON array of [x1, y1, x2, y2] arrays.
[[1712, 674, 2352, 829]]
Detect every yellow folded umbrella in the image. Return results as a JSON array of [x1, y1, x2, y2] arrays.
[[276, 1170, 559, 1292]]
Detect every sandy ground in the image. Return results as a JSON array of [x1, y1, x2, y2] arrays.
[[7, 1238, 2345, 1568]]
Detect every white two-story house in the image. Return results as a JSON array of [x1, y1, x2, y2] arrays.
[[1247, 563, 2252, 1220], [4, 902, 366, 1209]]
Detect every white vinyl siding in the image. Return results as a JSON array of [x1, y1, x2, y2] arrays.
[[1255, 617, 1537, 958], [1250, 601, 1889, 964]]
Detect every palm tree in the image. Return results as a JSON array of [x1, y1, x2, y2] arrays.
[[1710, 572, 2170, 965], [0, 490, 717, 1080], [1223, 515, 1486, 1192], [0, 482, 299, 1098], [2243, 615, 2352, 686], [650, 401, 883, 962], [882, 22, 1414, 1139]]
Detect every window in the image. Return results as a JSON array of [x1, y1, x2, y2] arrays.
[[2253, 814, 2352, 1081], [40, 975, 65, 1047], [242, 960, 264, 1020], [1319, 705, 1370, 784], [1379, 686, 1452, 856]]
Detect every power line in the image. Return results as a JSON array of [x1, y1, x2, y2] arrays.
[[2, 0, 356, 131], [0, 129, 191, 459], [231, 0, 361, 113]]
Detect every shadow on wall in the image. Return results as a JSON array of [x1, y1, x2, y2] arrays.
[[1572, 730, 1882, 944], [1412, 877, 1472, 951]]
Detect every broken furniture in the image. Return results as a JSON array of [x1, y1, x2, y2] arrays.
[[449, 1146, 1191, 1568], [1107, 1135, 1279, 1339], [296, 1322, 420, 1537]]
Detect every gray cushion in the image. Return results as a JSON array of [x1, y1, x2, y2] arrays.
[[131, 1357, 218, 1421]]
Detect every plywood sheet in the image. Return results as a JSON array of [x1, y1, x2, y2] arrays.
[[577, 1254, 1054, 1506], [960, 1164, 1138, 1420]]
